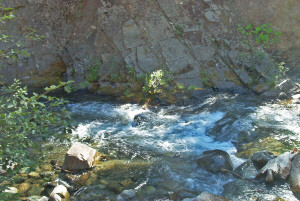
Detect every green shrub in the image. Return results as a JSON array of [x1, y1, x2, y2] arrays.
[[86, 60, 101, 83], [237, 23, 281, 48], [173, 24, 185, 38], [143, 69, 174, 94], [188, 85, 196, 91], [0, 79, 73, 198]]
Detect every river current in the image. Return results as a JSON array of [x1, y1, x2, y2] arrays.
[[65, 92, 300, 200]]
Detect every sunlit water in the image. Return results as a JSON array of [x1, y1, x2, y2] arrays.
[[65, 92, 300, 200]]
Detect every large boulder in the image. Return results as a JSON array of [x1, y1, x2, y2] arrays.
[[197, 150, 233, 173], [256, 152, 297, 183], [289, 154, 300, 193], [250, 150, 276, 168], [62, 142, 98, 171]]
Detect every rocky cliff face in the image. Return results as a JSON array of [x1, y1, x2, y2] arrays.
[[1, 0, 300, 96]]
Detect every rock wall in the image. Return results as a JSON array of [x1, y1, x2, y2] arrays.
[[1, 0, 299, 94]]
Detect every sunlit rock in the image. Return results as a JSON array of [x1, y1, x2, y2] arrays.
[[49, 185, 69, 201], [256, 152, 297, 183], [289, 154, 300, 193], [62, 142, 98, 171]]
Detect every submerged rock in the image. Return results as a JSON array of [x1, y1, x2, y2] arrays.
[[256, 152, 297, 183], [18, 182, 31, 195], [28, 172, 40, 178], [132, 113, 156, 127], [234, 160, 259, 180], [62, 142, 98, 171], [289, 154, 300, 193], [197, 149, 233, 173], [117, 189, 137, 201], [169, 189, 198, 201], [37, 196, 49, 201], [250, 150, 277, 168], [182, 191, 228, 201]]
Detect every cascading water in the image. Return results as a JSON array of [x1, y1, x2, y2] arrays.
[[65, 92, 300, 200]]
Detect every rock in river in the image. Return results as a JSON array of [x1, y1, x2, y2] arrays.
[[197, 149, 233, 173], [62, 142, 98, 171], [256, 151, 297, 183], [49, 185, 69, 201], [250, 150, 276, 168], [182, 191, 228, 201], [289, 154, 300, 193]]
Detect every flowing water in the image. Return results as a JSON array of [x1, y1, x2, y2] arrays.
[[63, 92, 300, 200]]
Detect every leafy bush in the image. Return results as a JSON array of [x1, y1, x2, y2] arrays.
[[0, 80, 73, 174], [86, 60, 101, 83], [237, 23, 281, 48], [143, 69, 174, 94]]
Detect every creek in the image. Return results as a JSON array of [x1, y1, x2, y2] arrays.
[[61, 92, 300, 200]]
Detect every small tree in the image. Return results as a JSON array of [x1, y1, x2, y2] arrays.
[[0, 2, 73, 199]]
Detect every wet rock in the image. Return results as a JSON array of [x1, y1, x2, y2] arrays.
[[256, 152, 297, 183], [26, 184, 44, 197], [20, 167, 31, 174], [250, 150, 277, 168], [40, 171, 55, 178], [38, 196, 49, 201], [222, 179, 290, 200], [106, 182, 123, 193], [28, 172, 40, 178], [234, 160, 259, 180], [62, 142, 98, 171], [236, 137, 288, 158], [169, 189, 199, 201], [26, 196, 42, 201], [289, 154, 300, 193], [40, 164, 53, 171], [117, 189, 137, 201], [182, 192, 228, 201], [132, 113, 154, 126], [18, 182, 31, 194], [197, 149, 233, 173], [0, 167, 6, 175], [12, 176, 26, 183], [49, 185, 69, 201], [222, 179, 256, 200], [71, 185, 106, 201], [4, 187, 18, 194]]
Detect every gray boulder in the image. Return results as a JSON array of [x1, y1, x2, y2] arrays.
[[289, 154, 300, 193], [62, 142, 98, 171], [250, 150, 276, 168], [256, 152, 297, 183], [197, 150, 233, 173]]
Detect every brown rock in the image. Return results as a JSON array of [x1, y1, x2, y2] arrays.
[[62, 142, 98, 171], [18, 183, 31, 194]]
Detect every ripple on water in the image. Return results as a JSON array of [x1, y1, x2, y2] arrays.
[[66, 94, 300, 200]]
